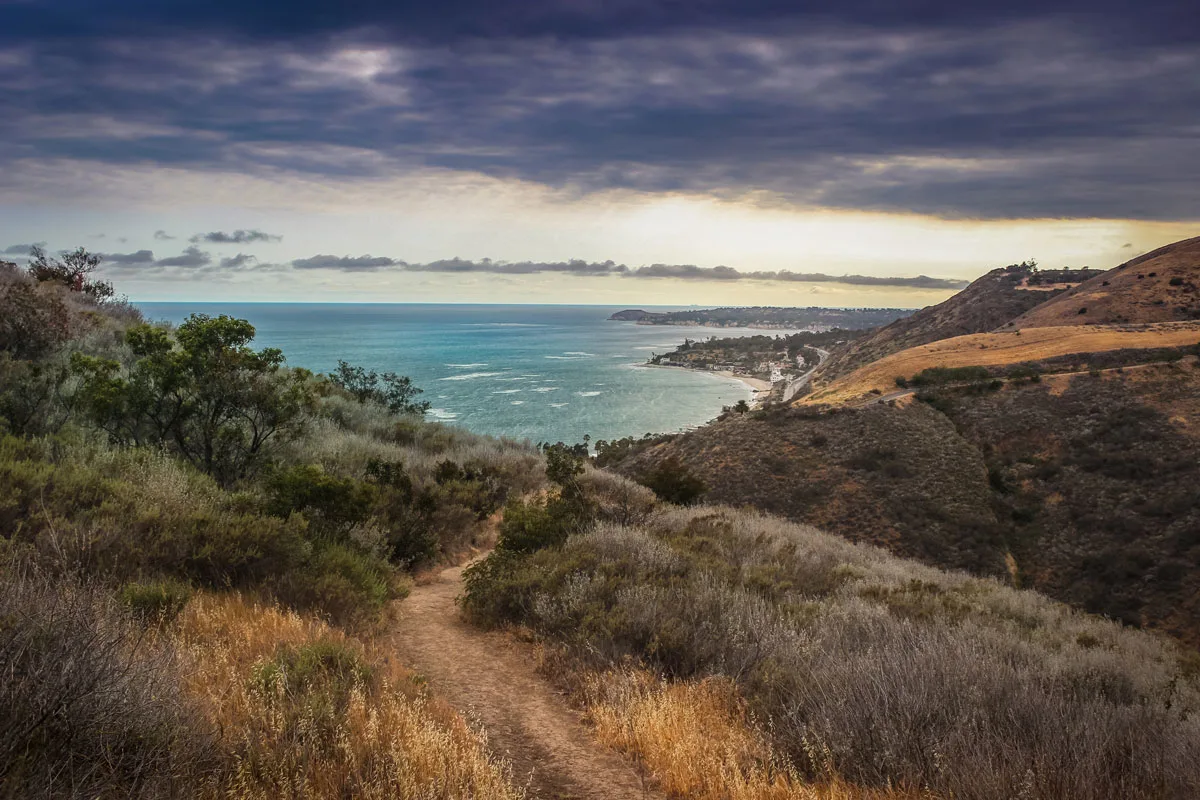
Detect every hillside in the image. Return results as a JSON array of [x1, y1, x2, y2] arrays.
[[609, 361, 1200, 645], [1010, 236, 1200, 328], [809, 263, 1097, 388], [806, 321, 1200, 405]]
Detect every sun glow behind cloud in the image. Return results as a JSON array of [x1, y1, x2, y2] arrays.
[[2, 161, 1191, 304]]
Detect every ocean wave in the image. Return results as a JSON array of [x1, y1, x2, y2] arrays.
[[492, 389, 522, 394], [532, 387, 559, 393], [575, 390, 603, 397], [446, 363, 486, 368], [549, 402, 569, 408], [461, 323, 546, 327], [544, 355, 586, 360], [438, 371, 504, 381], [428, 408, 459, 420], [563, 351, 595, 356], [511, 400, 525, 405]]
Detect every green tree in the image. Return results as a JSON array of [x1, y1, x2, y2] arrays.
[[73, 314, 315, 485], [330, 360, 430, 416]]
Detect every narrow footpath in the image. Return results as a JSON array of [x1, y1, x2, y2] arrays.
[[388, 563, 664, 800]]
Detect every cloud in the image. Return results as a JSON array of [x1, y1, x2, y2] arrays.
[[219, 253, 258, 268], [190, 229, 282, 244], [0, 5, 1196, 220], [291, 254, 397, 270], [154, 245, 212, 267], [287, 253, 966, 288], [99, 249, 156, 265], [154, 230, 175, 240], [2, 243, 46, 255]]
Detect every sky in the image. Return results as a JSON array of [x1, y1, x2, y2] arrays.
[[1, 1, 1196, 305]]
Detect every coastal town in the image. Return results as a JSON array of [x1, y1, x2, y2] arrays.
[[647, 329, 856, 405]]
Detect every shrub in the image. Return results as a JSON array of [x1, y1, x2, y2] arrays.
[[0, 573, 213, 796], [119, 578, 193, 622], [909, 365, 992, 387], [495, 496, 582, 554], [1170, 276, 1185, 286], [266, 463, 376, 536], [464, 506, 1200, 799], [275, 542, 395, 627], [638, 455, 707, 506]]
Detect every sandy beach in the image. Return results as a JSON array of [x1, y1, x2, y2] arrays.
[[640, 362, 773, 407], [713, 370, 774, 406]]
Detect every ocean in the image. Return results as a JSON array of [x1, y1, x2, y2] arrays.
[[137, 303, 782, 445]]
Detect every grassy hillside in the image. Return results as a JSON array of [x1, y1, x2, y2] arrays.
[[1010, 235, 1200, 328], [463, 492, 1200, 799], [610, 358, 1200, 645], [613, 402, 1007, 575], [810, 263, 1096, 389], [806, 321, 1200, 405], [0, 255, 543, 797]]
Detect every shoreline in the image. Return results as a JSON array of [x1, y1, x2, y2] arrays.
[[639, 362, 774, 407]]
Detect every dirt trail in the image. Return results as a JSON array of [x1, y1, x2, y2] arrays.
[[388, 563, 662, 800]]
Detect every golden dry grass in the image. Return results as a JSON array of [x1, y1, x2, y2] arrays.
[[580, 669, 928, 800], [804, 322, 1200, 405], [172, 592, 523, 800]]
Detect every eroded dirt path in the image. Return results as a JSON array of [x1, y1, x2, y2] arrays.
[[388, 564, 662, 800]]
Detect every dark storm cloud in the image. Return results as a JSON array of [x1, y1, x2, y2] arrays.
[[0, 1, 1196, 219], [289, 254, 966, 288], [190, 229, 282, 244]]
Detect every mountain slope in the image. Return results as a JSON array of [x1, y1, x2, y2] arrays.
[[810, 263, 1093, 389], [1010, 236, 1200, 328]]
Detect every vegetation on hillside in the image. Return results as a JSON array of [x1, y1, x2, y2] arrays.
[[463, 496, 1200, 799], [809, 261, 1092, 390], [0, 253, 541, 797]]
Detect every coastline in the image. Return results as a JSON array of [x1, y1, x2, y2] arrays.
[[639, 362, 773, 407]]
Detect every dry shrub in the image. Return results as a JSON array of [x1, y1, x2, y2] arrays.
[[467, 506, 1200, 799], [174, 592, 523, 800], [0, 570, 214, 799], [580, 668, 923, 800]]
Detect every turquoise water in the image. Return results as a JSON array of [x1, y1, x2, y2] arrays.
[[137, 303, 778, 444]]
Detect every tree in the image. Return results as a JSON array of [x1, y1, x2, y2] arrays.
[[26, 247, 114, 302], [330, 360, 430, 416], [73, 314, 316, 485], [732, 399, 751, 414]]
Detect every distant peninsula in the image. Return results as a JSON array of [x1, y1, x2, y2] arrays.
[[608, 306, 915, 329]]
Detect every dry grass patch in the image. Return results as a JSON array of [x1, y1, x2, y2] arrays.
[[580, 669, 927, 800], [174, 592, 523, 800]]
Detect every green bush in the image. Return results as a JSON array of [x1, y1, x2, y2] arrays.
[[909, 365, 993, 387], [119, 578, 193, 622], [275, 543, 394, 627], [495, 496, 579, 554], [266, 464, 376, 536], [638, 455, 707, 505]]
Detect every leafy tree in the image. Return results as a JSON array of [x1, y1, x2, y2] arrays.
[[26, 246, 114, 302], [731, 399, 751, 414], [72, 314, 315, 485], [330, 359, 430, 416]]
